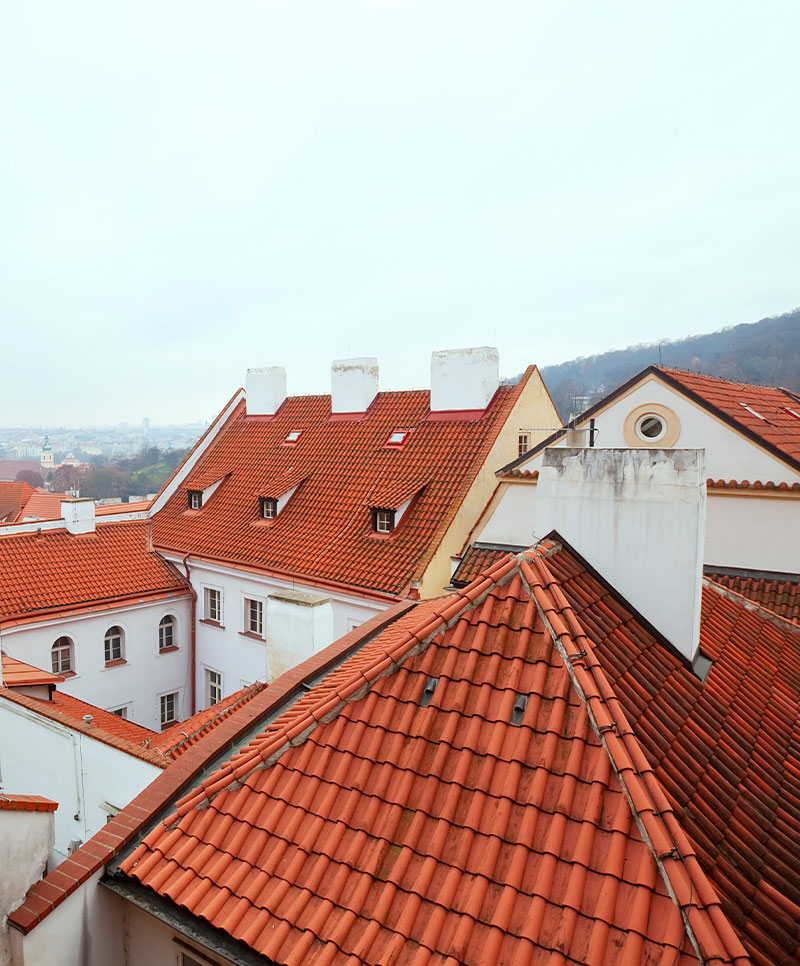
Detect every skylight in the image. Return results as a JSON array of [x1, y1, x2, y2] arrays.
[[283, 430, 303, 444], [740, 403, 766, 420], [783, 407, 800, 423], [385, 429, 412, 447]]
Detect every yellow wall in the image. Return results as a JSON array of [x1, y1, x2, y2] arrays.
[[417, 368, 559, 598]]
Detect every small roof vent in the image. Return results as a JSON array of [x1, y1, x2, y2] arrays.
[[510, 693, 528, 726], [420, 676, 439, 708]]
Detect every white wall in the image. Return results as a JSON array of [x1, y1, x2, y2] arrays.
[[1, 810, 54, 966], [0, 699, 162, 863], [706, 493, 800, 573], [476, 483, 538, 548], [0, 597, 192, 731], [535, 448, 706, 663], [175, 557, 386, 710], [558, 377, 800, 483]]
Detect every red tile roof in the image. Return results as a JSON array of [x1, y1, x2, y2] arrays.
[[544, 544, 800, 966], [12, 491, 69, 522], [0, 520, 190, 626], [114, 552, 747, 965], [151, 376, 536, 596], [706, 478, 800, 491], [705, 571, 800, 626], [1, 653, 63, 688], [659, 368, 800, 466], [450, 543, 519, 586], [0, 795, 58, 813], [95, 500, 152, 516], [0, 481, 35, 522], [0, 461, 41, 483]]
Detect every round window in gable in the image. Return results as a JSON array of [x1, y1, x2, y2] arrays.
[[636, 413, 666, 441]]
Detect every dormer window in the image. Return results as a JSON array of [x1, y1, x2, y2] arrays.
[[372, 508, 395, 533], [188, 490, 202, 510], [260, 497, 278, 519], [283, 430, 303, 445]]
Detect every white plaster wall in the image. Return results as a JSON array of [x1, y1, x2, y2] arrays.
[[0, 700, 161, 862], [179, 558, 386, 709], [475, 484, 539, 548], [9, 867, 125, 966], [0, 598, 192, 731], [536, 448, 706, 663], [1, 811, 53, 966], [555, 378, 800, 483], [706, 494, 800, 573], [331, 357, 379, 413], [430, 347, 499, 411]]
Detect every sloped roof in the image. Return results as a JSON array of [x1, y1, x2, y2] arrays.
[[705, 569, 800, 626], [451, 541, 524, 586], [0, 481, 35, 522], [151, 377, 535, 596], [659, 368, 800, 464], [0, 520, 190, 626], [113, 551, 747, 966], [0, 653, 63, 688], [0, 460, 41, 482], [13, 490, 69, 522], [543, 544, 800, 966]]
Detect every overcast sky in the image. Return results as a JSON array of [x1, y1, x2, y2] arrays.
[[2, 1, 798, 426]]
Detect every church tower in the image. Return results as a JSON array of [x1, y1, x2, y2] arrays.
[[40, 434, 55, 472]]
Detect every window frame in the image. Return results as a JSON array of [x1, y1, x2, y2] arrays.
[[188, 490, 202, 510], [204, 587, 223, 624], [244, 597, 264, 637], [372, 507, 396, 534], [158, 614, 177, 651], [518, 432, 531, 458], [104, 625, 124, 664], [51, 636, 74, 675], [160, 691, 179, 729], [205, 668, 222, 707], [259, 496, 278, 520]]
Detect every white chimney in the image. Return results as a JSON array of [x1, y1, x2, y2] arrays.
[[536, 448, 706, 665], [61, 498, 96, 535], [430, 347, 500, 412], [331, 357, 379, 414], [246, 366, 287, 416], [266, 590, 334, 681]]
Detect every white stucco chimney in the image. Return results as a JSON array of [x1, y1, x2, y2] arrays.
[[246, 366, 287, 416], [331, 357, 379, 414], [61, 498, 96, 535], [536, 448, 706, 665], [266, 590, 334, 681], [430, 347, 500, 412]]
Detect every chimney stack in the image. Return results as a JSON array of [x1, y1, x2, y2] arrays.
[[430, 347, 499, 412], [61, 499, 96, 535], [536, 447, 706, 665], [246, 367, 287, 416], [331, 358, 379, 414]]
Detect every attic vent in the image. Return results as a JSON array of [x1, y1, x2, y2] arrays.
[[420, 676, 439, 707], [740, 403, 766, 420], [510, 692, 528, 726]]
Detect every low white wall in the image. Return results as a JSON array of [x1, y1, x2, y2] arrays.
[[475, 483, 538, 548], [180, 557, 386, 710], [1, 810, 54, 966], [0, 700, 162, 862], [0, 597, 192, 731], [706, 493, 800, 573]]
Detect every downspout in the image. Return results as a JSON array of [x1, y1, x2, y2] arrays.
[[181, 553, 197, 715]]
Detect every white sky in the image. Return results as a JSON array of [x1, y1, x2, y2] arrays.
[[2, 1, 799, 425]]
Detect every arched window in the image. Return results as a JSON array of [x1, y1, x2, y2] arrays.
[[51, 636, 73, 674], [104, 625, 124, 664], [159, 615, 176, 651]]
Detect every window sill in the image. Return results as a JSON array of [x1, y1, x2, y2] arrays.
[[104, 658, 127, 669], [158, 645, 179, 654], [239, 631, 265, 642], [160, 720, 177, 731], [199, 619, 225, 629], [58, 670, 77, 679]]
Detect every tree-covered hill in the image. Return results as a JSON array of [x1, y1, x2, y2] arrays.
[[537, 308, 800, 421]]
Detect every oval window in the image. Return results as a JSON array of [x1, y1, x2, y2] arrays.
[[635, 413, 666, 441]]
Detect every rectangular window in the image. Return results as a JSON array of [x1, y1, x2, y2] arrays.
[[518, 432, 530, 458], [160, 692, 178, 728], [206, 669, 222, 707], [111, 706, 128, 719], [204, 588, 222, 623], [188, 490, 202, 509], [373, 508, 395, 533], [245, 598, 263, 636], [260, 496, 277, 519]]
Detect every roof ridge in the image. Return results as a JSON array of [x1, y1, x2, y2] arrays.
[[702, 575, 800, 634], [517, 548, 751, 966], [157, 552, 522, 827]]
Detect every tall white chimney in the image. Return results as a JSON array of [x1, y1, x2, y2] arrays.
[[331, 358, 379, 414], [536, 448, 706, 665], [430, 347, 499, 412], [61, 499, 96, 535], [246, 367, 287, 416]]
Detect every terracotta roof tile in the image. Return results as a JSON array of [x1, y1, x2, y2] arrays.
[[544, 543, 800, 966], [12, 491, 69, 522], [706, 478, 800, 491], [705, 572, 800, 626], [114, 552, 746, 965], [660, 368, 800, 466], [0, 520, 190, 625], [451, 544, 520, 586], [0, 794, 58, 812], [152, 380, 533, 595], [0, 481, 35, 522], [1, 653, 63, 688]]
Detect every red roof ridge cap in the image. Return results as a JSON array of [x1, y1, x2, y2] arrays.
[[518, 547, 749, 965], [702, 576, 800, 633]]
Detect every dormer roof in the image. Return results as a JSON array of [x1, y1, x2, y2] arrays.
[[152, 376, 536, 595]]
